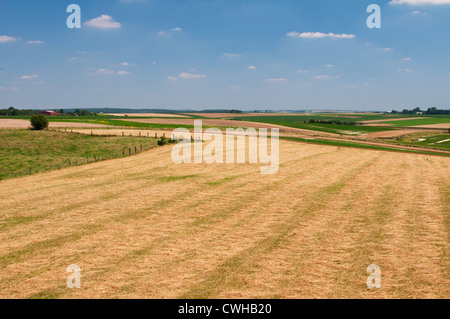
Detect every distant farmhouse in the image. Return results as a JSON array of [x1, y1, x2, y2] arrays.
[[41, 110, 59, 116]]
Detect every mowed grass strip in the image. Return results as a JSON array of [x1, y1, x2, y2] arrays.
[[281, 136, 450, 156], [0, 141, 448, 298], [0, 130, 158, 180]]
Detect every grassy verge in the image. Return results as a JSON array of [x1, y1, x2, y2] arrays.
[[388, 133, 450, 151], [281, 136, 450, 157], [0, 130, 159, 180]]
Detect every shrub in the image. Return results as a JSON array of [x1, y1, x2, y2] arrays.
[[157, 136, 176, 146], [30, 114, 49, 130]]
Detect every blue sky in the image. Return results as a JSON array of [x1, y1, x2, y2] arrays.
[[1, 0, 450, 111]]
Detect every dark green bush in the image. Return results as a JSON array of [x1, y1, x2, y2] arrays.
[[30, 114, 49, 130], [157, 136, 176, 146]]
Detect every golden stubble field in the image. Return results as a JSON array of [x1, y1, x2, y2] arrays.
[[0, 140, 448, 299]]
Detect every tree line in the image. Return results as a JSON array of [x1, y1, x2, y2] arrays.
[[390, 107, 450, 115], [0, 107, 98, 116]]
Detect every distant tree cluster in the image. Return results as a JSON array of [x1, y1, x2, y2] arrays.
[[0, 107, 40, 116], [69, 109, 98, 116], [390, 107, 450, 115], [0, 107, 98, 116]]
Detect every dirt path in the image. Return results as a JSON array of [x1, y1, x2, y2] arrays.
[[0, 141, 448, 298]]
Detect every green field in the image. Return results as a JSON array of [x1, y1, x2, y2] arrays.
[[0, 130, 158, 180], [376, 117, 450, 127], [230, 115, 394, 135]]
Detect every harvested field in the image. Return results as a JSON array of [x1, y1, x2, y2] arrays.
[[120, 118, 337, 136], [0, 141, 448, 298], [106, 113, 189, 118], [413, 123, 450, 129], [0, 119, 112, 129]]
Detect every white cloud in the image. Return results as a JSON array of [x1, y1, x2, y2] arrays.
[[27, 40, 44, 44], [94, 68, 115, 75], [248, 65, 257, 70], [378, 47, 394, 51], [390, 0, 450, 5], [0, 35, 17, 43], [401, 57, 412, 61], [21, 74, 39, 80], [264, 78, 288, 83], [178, 72, 207, 79], [117, 71, 130, 75], [120, 62, 130, 66], [224, 53, 241, 58], [68, 57, 78, 62], [159, 27, 182, 36], [0, 86, 19, 91], [314, 75, 340, 80], [287, 31, 355, 39], [325, 64, 334, 68], [297, 69, 309, 73], [84, 15, 121, 29], [168, 76, 178, 82], [398, 68, 414, 72]]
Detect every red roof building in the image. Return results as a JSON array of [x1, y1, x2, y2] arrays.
[[41, 111, 59, 116]]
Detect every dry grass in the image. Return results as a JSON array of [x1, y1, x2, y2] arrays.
[[0, 140, 448, 299]]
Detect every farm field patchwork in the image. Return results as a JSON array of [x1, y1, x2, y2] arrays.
[[0, 140, 448, 298]]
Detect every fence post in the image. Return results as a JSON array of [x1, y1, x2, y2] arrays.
[[94, 155, 97, 161], [155, 132, 157, 138], [69, 159, 71, 167], [140, 144, 142, 152], [129, 148, 131, 156], [135, 146, 137, 154]]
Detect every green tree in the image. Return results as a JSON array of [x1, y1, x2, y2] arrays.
[[30, 114, 49, 130]]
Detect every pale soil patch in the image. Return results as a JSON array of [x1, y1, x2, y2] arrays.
[[106, 113, 189, 118], [413, 123, 450, 129], [0, 119, 112, 129], [0, 141, 448, 298], [365, 129, 430, 139]]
